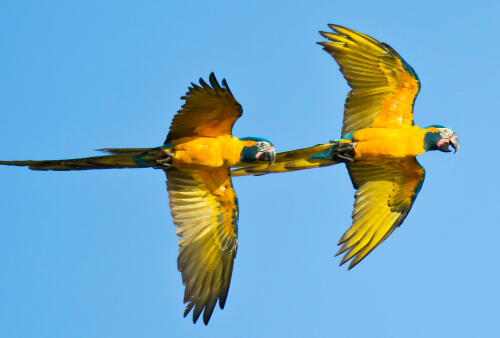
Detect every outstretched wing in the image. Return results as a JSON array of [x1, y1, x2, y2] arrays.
[[231, 143, 336, 176], [318, 25, 421, 137], [165, 73, 242, 143], [337, 158, 425, 269], [166, 168, 238, 325]]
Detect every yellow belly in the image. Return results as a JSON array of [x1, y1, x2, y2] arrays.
[[170, 135, 249, 169], [352, 126, 428, 160]]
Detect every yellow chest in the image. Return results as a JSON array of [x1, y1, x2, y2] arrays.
[[352, 126, 428, 160], [170, 135, 248, 169]]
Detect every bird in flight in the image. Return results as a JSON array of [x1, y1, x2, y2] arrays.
[[0, 73, 276, 325], [233, 24, 459, 270]]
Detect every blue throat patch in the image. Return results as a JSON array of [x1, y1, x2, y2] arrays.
[[423, 131, 441, 151], [239, 136, 273, 162], [240, 146, 258, 163]]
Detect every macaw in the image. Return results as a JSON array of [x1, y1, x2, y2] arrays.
[[232, 25, 460, 270], [0, 73, 276, 325]]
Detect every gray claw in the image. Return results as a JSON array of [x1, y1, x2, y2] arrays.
[[330, 142, 356, 163]]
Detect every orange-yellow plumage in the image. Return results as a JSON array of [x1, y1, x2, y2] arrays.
[[232, 25, 459, 271], [163, 73, 277, 324], [170, 136, 254, 169], [196, 168, 238, 241], [351, 126, 429, 159], [338, 158, 425, 268], [319, 24, 421, 136]]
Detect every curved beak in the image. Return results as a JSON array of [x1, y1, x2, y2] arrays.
[[438, 141, 452, 152], [257, 146, 276, 166], [450, 134, 460, 154], [437, 134, 460, 154]]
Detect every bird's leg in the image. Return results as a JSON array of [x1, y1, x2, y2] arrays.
[[330, 142, 356, 163], [154, 148, 174, 168], [139, 147, 174, 169]]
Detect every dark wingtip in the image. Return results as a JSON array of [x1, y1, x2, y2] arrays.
[[219, 293, 227, 309], [192, 310, 202, 324], [199, 76, 210, 89], [221, 78, 233, 96], [208, 72, 220, 90], [327, 24, 348, 33], [348, 259, 360, 270], [316, 41, 329, 49], [334, 247, 347, 257], [318, 31, 330, 39]]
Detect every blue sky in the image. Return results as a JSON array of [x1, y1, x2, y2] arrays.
[[1, 1, 499, 337]]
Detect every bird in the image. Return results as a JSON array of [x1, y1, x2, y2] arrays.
[[232, 24, 459, 270], [0, 73, 276, 325]]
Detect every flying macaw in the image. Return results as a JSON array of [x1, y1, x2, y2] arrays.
[[232, 25, 460, 270], [0, 73, 276, 325]]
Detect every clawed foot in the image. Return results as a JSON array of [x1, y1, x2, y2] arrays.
[[156, 157, 173, 167], [151, 149, 174, 168], [330, 142, 356, 163]]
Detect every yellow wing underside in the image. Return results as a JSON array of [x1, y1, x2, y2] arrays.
[[166, 168, 238, 324], [319, 25, 421, 137], [337, 157, 425, 269]]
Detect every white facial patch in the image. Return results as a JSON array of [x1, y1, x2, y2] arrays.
[[438, 128, 454, 139], [256, 141, 271, 152]]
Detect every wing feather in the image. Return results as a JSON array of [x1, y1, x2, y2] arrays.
[[318, 25, 421, 137], [166, 168, 238, 324], [165, 73, 242, 143], [337, 158, 425, 269]]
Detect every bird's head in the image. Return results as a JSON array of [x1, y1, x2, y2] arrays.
[[239, 137, 276, 165], [424, 125, 460, 153]]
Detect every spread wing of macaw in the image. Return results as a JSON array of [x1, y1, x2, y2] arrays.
[[0, 73, 276, 325], [167, 168, 237, 325], [233, 25, 459, 269]]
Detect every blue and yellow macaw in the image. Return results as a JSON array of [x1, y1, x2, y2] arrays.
[[233, 25, 460, 270], [0, 73, 276, 325]]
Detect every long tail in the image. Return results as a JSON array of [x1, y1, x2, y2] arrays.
[[0, 147, 170, 171], [231, 142, 341, 177]]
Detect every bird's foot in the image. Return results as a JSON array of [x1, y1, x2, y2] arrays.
[[330, 142, 356, 163], [156, 157, 172, 167], [151, 148, 174, 168]]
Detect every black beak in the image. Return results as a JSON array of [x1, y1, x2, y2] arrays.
[[257, 146, 276, 166], [438, 134, 460, 154], [438, 141, 452, 152], [450, 135, 460, 154]]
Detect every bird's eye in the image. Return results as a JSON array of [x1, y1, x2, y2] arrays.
[[256, 142, 269, 151], [438, 128, 453, 138]]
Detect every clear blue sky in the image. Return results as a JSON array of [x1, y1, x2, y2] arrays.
[[1, 1, 498, 337]]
